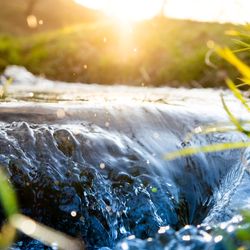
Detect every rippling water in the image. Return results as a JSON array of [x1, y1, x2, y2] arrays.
[[1, 66, 250, 249]]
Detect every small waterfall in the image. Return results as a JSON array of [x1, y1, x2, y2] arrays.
[[1, 66, 250, 249]]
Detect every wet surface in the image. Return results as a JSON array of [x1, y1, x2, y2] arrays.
[[1, 66, 250, 249]]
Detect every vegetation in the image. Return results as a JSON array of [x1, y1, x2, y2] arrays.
[[0, 0, 101, 36], [0, 0, 243, 87], [2, 1, 250, 248], [165, 27, 250, 248], [166, 26, 250, 160]]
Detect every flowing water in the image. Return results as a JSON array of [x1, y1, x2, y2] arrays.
[[1, 66, 250, 249]]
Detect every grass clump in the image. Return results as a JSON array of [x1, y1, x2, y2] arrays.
[[166, 26, 250, 160], [0, 17, 239, 87]]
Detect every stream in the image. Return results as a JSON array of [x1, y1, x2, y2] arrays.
[[1, 66, 250, 249]]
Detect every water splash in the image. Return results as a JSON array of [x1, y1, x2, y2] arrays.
[[1, 66, 250, 249]]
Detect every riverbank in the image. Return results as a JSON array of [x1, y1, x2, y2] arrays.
[[0, 17, 241, 88]]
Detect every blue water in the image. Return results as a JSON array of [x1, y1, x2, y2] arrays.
[[1, 66, 250, 250]]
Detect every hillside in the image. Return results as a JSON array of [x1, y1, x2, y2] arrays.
[[0, 1, 242, 87], [0, 0, 101, 35]]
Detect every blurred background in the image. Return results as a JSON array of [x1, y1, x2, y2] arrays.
[[0, 0, 248, 87]]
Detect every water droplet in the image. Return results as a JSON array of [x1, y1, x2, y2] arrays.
[[119, 226, 127, 234], [21, 218, 37, 235], [202, 231, 212, 242], [121, 242, 129, 250], [128, 235, 135, 240], [194, 126, 202, 133], [56, 109, 65, 119], [71, 211, 77, 217], [207, 40, 215, 49], [231, 215, 242, 223], [158, 226, 170, 234], [100, 163, 106, 169], [51, 242, 58, 250], [227, 225, 234, 233], [220, 222, 227, 230], [182, 235, 191, 241], [26, 15, 38, 28], [153, 132, 159, 139], [214, 235, 223, 243], [107, 206, 112, 213]]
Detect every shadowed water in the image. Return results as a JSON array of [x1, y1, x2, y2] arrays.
[[1, 66, 250, 249]]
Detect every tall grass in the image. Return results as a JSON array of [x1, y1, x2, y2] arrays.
[[165, 28, 250, 248], [166, 28, 250, 160]]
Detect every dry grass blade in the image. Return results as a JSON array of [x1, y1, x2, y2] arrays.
[[10, 214, 84, 250], [235, 81, 249, 88], [0, 168, 84, 249], [205, 49, 217, 69], [0, 78, 12, 99]]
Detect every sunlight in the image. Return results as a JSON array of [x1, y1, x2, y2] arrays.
[[75, 0, 162, 22], [76, 0, 250, 24], [165, 0, 250, 24], [102, 0, 161, 22]]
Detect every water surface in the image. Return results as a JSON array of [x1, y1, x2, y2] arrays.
[[1, 66, 250, 249]]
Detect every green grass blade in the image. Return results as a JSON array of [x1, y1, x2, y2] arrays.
[[165, 141, 250, 160], [226, 78, 250, 112], [216, 47, 250, 80], [221, 94, 246, 133], [232, 39, 250, 48], [0, 169, 18, 248], [185, 124, 236, 141], [0, 169, 18, 217], [233, 48, 250, 53]]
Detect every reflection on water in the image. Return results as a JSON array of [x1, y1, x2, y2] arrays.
[[1, 66, 250, 249]]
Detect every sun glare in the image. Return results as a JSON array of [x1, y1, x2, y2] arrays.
[[75, 0, 162, 23], [103, 0, 161, 22], [76, 0, 250, 25]]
